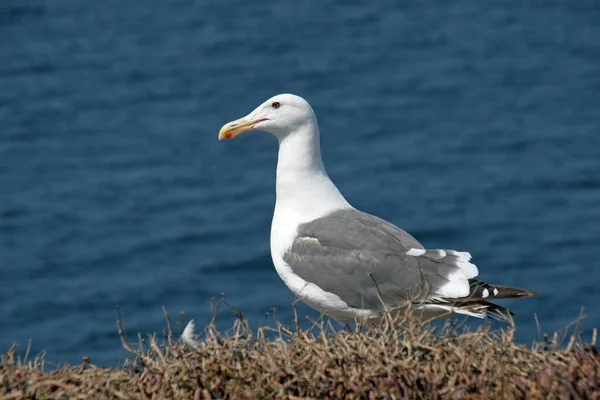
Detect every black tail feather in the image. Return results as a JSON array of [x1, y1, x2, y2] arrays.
[[467, 279, 538, 300], [436, 280, 538, 320]]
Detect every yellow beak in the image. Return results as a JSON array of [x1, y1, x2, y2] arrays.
[[218, 117, 267, 140]]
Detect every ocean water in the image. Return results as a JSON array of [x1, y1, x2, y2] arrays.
[[1, 0, 599, 366]]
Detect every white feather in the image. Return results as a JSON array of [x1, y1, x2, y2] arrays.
[[420, 249, 479, 299], [181, 320, 201, 349], [415, 303, 485, 319], [406, 248, 426, 256]]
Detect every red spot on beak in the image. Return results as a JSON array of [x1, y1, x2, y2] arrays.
[[225, 133, 233, 139]]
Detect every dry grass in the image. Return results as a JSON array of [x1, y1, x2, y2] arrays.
[[1, 301, 599, 400]]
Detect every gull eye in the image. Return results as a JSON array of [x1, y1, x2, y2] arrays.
[[271, 101, 280, 109]]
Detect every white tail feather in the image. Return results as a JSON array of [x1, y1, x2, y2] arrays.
[[416, 303, 486, 319], [418, 249, 479, 298]]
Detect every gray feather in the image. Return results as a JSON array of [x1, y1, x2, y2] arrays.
[[284, 209, 471, 310]]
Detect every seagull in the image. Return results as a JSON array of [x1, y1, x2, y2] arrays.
[[217, 94, 537, 324]]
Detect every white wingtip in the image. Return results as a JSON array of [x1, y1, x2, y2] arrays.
[[182, 319, 201, 349]]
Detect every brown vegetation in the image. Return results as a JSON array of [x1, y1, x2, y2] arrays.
[[1, 304, 599, 399]]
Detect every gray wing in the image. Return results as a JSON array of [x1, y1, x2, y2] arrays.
[[283, 209, 471, 310]]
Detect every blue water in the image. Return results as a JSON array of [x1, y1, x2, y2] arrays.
[[1, 0, 599, 366]]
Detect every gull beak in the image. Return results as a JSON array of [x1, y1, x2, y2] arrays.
[[218, 117, 268, 140]]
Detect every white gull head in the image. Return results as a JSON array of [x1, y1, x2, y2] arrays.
[[218, 93, 318, 142]]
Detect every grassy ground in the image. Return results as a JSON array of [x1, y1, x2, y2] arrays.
[[1, 303, 598, 399]]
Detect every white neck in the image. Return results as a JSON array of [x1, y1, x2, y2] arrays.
[[274, 121, 351, 222]]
